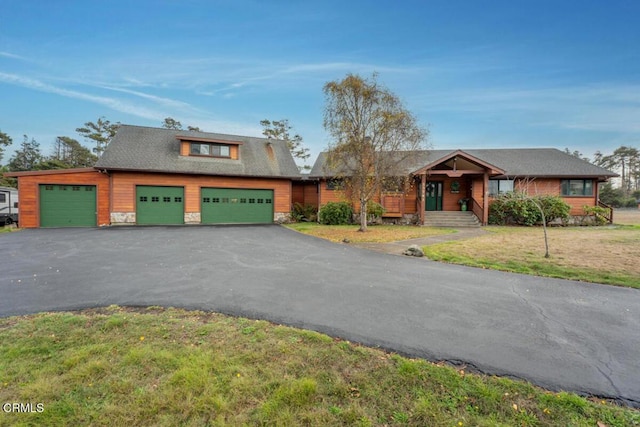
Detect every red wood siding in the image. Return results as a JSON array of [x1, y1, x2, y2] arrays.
[[111, 172, 291, 214], [292, 182, 319, 208], [14, 170, 110, 228]]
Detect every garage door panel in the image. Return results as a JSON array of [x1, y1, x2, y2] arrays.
[[39, 185, 96, 227], [201, 188, 273, 224], [136, 186, 184, 225]]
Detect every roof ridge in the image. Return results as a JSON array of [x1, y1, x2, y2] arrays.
[[119, 124, 279, 143]]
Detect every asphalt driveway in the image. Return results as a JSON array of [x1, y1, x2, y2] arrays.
[[1, 225, 639, 407]]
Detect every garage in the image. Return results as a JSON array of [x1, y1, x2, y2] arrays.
[[201, 188, 273, 224], [136, 186, 184, 225], [39, 184, 97, 227]]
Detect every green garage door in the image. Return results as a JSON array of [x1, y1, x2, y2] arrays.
[[201, 188, 274, 224], [40, 184, 97, 227], [136, 186, 184, 225]]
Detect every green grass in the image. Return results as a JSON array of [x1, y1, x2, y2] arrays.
[[1, 306, 638, 426], [424, 245, 640, 288]]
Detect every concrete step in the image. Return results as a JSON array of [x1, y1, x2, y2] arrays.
[[424, 211, 481, 227]]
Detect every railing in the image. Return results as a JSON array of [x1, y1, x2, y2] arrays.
[[597, 200, 614, 224], [471, 198, 484, 225], [381, 194, 403, 217]]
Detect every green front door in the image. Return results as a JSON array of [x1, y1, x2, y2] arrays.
[[39, 184, 97, 227], [201, 188, 274, 224], [425, 181, 443, 211], [136, 186, 184, 225]]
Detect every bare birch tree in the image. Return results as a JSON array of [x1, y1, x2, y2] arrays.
[[323, 73, 427, 231]]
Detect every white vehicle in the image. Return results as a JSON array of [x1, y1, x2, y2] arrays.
[[0, 186, 19, 226]]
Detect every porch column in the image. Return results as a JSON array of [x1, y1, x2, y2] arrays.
[[483, 171, 489, 225], [420, 173, 426, 224]]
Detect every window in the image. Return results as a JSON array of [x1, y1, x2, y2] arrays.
[[382, 177, 405, 193], [488, 179, 514, 197], [140, 196, 148, 202], [0, 194, 5, 203], [561, 179, 593, 196], [326, 179, 345, 190], [190, 143, 231, 158], [163, 197, 171, 202]]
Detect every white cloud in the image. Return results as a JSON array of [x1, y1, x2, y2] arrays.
[[0, 72, 165, 120]]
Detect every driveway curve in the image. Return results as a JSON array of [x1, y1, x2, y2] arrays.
[[1, 225, 639, 407]]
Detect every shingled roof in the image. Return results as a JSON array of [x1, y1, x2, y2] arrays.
[[310, 148, 617, 180], [95, 125, 301, 178]]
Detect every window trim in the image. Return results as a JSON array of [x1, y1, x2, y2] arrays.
[[561, 179, 594, 197], [190, 142, 231, 158], [488, 179, 514, 197]]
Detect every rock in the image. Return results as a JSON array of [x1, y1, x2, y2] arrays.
[[403, 244, 424, 257]]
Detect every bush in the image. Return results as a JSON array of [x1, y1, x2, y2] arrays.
[[489, 192, 570, 226], [583, 205, 610, 225], [366, 201, 385, 220], [318, 201, 353, 225], [291, 203, 318, 222]]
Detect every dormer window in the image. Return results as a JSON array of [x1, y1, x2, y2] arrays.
[[178, 135, 241, 160], [190, 143, 231, 158]]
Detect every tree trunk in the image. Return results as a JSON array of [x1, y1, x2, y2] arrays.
[[359, 200, 368, 232]]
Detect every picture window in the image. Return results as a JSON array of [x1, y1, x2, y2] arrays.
[[190, 143, 231, 158], [561, 179, 593, 196]]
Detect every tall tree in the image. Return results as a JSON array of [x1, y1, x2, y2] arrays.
[[595, 146, 640, 194], [323, 73, 427, 231], [564, 148, 590, 162], [187, 126, 202, 132], [51, 136, 97, 168], [8, 135, 43, 171], [162, 117, 183, 130], [0, 129, 13, 165], [76, 117, 120, 156], [260, 119, 310, 170]]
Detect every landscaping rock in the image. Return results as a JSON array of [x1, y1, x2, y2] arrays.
[[403, 244, 424, 257]]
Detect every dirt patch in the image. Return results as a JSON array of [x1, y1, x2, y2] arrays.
[[614, 208, 640, 225]]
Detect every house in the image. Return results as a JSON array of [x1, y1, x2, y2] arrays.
[[302, 148, 618, 225], [6, 125, 300, 228], [5, 125, 618, 228]]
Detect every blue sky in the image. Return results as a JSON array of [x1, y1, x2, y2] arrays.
[[1, 0, 639, 165]]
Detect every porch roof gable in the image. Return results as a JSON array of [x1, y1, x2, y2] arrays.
[[411, 149, 505, 176]]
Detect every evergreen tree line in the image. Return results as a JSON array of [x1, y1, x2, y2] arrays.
[[567, 146, 640, 207]]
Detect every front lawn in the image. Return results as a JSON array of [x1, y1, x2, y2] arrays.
[[423, 225, 640, 288], [285, 223, 454, 243], [1, 306, 638, 426]]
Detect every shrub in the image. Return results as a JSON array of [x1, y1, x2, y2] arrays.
[[318, 201, 353, 225], [366, 201, 385, 221], [583, 205, 610, 225], [489, 192, 570, 226], [291, 203, 318, 222]]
